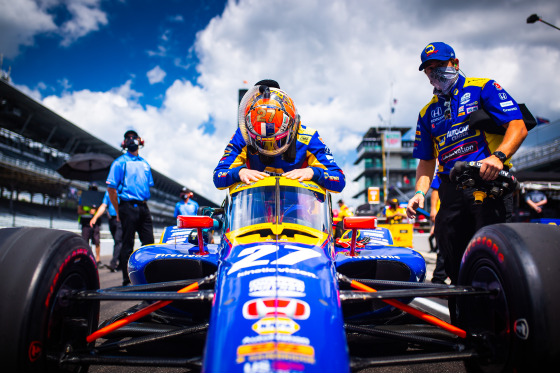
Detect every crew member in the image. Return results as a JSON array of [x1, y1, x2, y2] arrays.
[[334, 199, 353, 239], [78, 184, 101, 263], [90, 190, 122, 272], [406, 42, 527, 299], [106, 130, 155, 286], [213, 80, 345, 193], [385, 198, 407, 224], [174, 187, 199, 217]]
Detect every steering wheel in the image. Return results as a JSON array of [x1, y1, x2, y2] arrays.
[[449, 161, 519, 204]]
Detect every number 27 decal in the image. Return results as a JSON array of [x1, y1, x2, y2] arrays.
[[256, 108, 276, 122], [227, 244, 320, 275]]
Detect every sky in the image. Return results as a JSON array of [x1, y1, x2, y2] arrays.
[[1, 0, 559, 208]]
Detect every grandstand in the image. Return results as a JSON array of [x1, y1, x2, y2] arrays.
[[0, 78, 218, 231]]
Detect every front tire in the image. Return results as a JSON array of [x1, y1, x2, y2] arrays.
[[458, 223, 560, 372], [0, 228, 100, 372]]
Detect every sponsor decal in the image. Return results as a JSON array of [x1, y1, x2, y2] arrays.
[[463, 235, 505, 265], [466, 106, 478, 114], [440, 141, 477, 163], [431, 107, 442, 118], [243, 360, 271, 373], [458, 112, 465, 116], [346, 255, 401, 260], [439, 137, 446, 147], [252, 317, 300, 335], [217, 171, 229, 178], [447, 124, 472, 142], [28, 341, 42, 362], [415, 131, 421, 136], [299, 135, 311, 145], [237, 267, 318, 279], [460, 93, 471, 105], [500, 100, 513, 108], [458, 105, 464, 112], [249, 276, 306, 297], [493, 82, 503, 90], [498, 93, 507, 100], [424, 44, 438, 56], [503, 107, 518, 112], [242, 334, 310, 346], [243, 298, 310, 320], [431, 115, 445, 123], [453, 88, 458, 96], [323, 172, 339, 181], [237, 342, 315, 364], [514, 319, 530, 340], [155, 253, 207, 259]]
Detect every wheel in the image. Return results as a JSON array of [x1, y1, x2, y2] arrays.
[[458, 223, 560, 372], [0, 228, 100, 372]]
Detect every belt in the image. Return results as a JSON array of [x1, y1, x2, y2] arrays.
[[121, 200, 147, 205]]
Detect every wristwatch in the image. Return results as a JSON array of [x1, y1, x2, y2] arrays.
[[492, 151, 507, 164]]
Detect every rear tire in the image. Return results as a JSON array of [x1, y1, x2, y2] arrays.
[[0, 228, 99, 372], [458, 223, 560, 372]]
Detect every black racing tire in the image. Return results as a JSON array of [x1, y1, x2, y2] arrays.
[[457, 223, 560, 372], [0, 228, 100, 372]]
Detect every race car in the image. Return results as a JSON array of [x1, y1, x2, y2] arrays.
[[0, 167, 559, 372]]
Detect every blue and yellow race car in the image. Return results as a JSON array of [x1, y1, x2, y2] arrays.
[[0, 173, 559, 372]]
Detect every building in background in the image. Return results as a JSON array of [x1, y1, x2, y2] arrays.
[[353, 126, 416, 205]]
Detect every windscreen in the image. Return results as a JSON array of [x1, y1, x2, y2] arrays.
[[230, 184, 329, 233]]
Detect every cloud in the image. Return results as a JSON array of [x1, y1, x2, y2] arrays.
[[147, 65, 167, 84], [0, 0, 57, 57], [58, 0, 108, 46], [9, 0, 560, 208], [0, 0, 107, 57]]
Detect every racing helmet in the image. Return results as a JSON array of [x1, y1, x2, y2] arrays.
[[238, 85, 300, 157]]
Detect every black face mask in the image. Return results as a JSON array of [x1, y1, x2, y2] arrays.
[[124, 137, 139, 152]]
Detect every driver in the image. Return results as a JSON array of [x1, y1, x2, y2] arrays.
[[406, 42, 527, 320], [213, 80, 345, 193]]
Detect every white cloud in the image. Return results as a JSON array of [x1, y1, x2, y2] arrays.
[[0, 0, 107, 56], [0, 0, 57, 57], [147, 66, 167, 84], [12, 0, 560, 208], [58, 0, 108, 46]]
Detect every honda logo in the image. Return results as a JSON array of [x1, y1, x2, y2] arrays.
[[431, 107, 442, 117], [499, 93, 507, 100]]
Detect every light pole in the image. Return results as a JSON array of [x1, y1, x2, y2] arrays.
[[527, 14, 560, 31]]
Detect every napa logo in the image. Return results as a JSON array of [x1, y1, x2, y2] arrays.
[[425, 44, 437, 56]]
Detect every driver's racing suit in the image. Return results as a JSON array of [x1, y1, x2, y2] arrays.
[[214, 124, 345, 193], [413, 74, 523, 288]]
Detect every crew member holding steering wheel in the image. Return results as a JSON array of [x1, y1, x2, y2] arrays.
[[406, 42, 527, 319]]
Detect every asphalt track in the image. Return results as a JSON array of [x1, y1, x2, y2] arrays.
[[88, 234, 465, 372]]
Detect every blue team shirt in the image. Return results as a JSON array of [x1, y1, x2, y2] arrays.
[[174, 199, 199, 218], [414, 75, 523, 175], [102, 191, 118, 217], [106, 152, 154, 201], [213, 124, 345, 192]]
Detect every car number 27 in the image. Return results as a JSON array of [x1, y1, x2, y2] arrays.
[[227, 244, 320, 275]]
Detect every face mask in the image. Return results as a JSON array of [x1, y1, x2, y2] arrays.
[[125, 137, 139, 152], [428, 66, 459, 95]]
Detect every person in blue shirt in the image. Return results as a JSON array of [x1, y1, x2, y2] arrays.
[[174, 187, 199, 217], [90, 190, 122, 272], [213, 80, 345, 193], [106, 130, 155, 285], [406, 42, 527, 321]]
